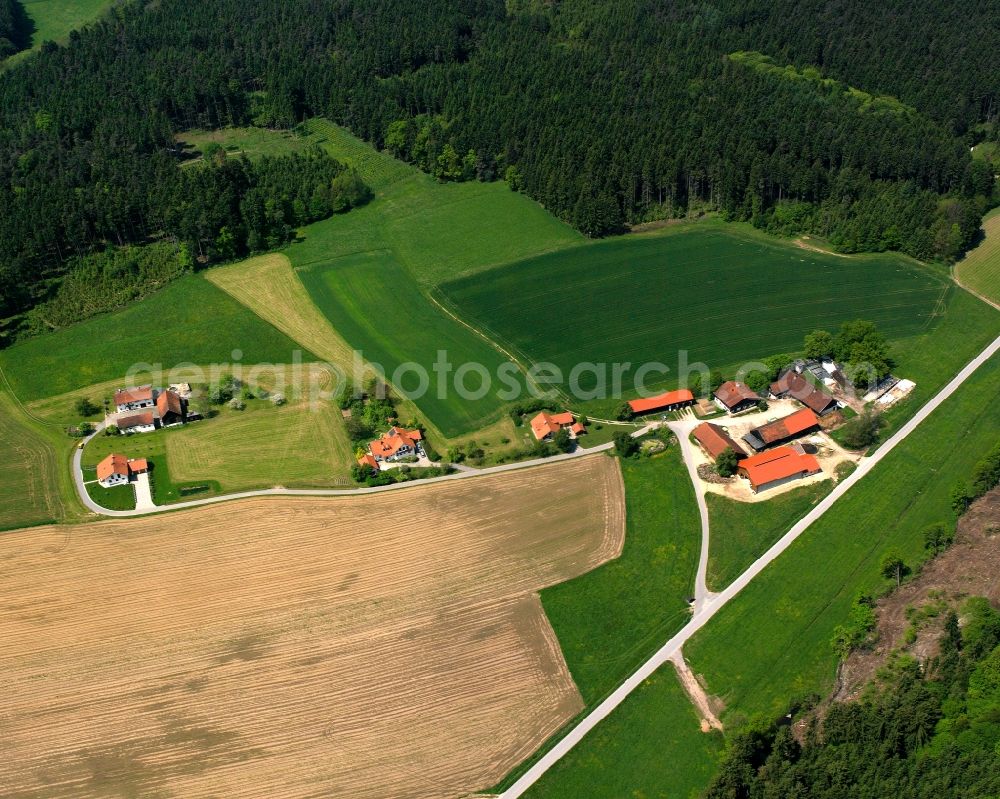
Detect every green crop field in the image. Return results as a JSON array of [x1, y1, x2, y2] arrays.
[[0, 276, 314, 402], [439, 225, 951, 396], [296, 251, 520, 438], [521, 663, 724, 799], [0, 391, 64, 529], [686, 349, 1000, 725], [541, 450, 701, 703], [956, 207, 1000, 306], [705, 483, 830, 592], [3, 0, 113, 67]]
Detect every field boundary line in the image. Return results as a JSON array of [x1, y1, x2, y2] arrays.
[[497, 332, 1000, 798]]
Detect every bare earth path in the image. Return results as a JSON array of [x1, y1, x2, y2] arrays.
[[499, 333, 1000, 798]]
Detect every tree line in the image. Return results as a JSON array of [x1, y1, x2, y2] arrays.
[[704, 597, 1000, 799], [0, 0, 997, 336]]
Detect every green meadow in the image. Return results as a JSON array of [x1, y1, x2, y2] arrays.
[[686, 349, 1000, 725], [541, 450, 701, 703], [439, 226, 950, 395], [0, 391, 65, 529], [5, 0, 113, 65], [705, 483, 830, 592], [521, 663, 724, 799], [0, 276, 313, 401], [955, 206, 1000, 306]]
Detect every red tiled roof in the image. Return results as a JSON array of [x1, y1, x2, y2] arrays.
[[714, 381, 760, 409], [114, 386, 153, 406], [693, 422, 747, 460], [530, 411, 577, 441], [156, 389, 183, 416], [629, 389, 694, 414], [128, 458, 149, 473], [117, 411, 155, 429], [370, 427, 422, 458], [750, 408, 819, 446], [571, 422, 586, 435], [770, 371, 836, 414], [357, 453, 379, 470], [738, 446, 821, 490], [96, 453, 129, 482]]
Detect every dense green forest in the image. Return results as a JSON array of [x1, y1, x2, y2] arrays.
[[0, 0, 997, 335], [704, 597, 1000, 799], [0, 0, 31, 60]]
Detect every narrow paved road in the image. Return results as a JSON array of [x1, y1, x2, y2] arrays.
[[71, 419, 661, 517], [499, 333, 1000, 798], [668, 414, 716, 613]]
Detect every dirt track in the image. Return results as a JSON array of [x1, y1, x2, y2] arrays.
[[0, 456, 625, 799]]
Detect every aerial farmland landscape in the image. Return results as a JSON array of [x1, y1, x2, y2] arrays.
[[0, 2, 999, 798]]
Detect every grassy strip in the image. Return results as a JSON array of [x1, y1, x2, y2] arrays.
[[542, 449, 701, 703], [686, 349, 1000, 728], [521, 663, 724, 799], [955, 206, 1000, 306], [0, 390, 66, 529], [705, 483, 830, 592]]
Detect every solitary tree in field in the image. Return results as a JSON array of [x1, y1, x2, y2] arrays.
[[616, 402, 635, 421], [716, 447, 740, 478], [74, 397, 99, 417], [880, 551, 906, 587]]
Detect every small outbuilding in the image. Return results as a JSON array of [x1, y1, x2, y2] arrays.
[[692, 422, 747, 460], [742, 408, 820, 452], [714, 381, 761, 414], [117, 411, 156, 434], [156, 389, 186, 427], [114, 386, 154, 413]]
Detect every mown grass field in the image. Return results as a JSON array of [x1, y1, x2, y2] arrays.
[[686, 348, 1000, 725], [521, 663, 724, 799], [84, 480, 135, 511], [440, 225, 950, 396], [296, 251, 519, 438], [0, 391, 65, 529], [955, 207, 1000, 306], [0, 276, 314, 402], [706, 483, 830, 592], [541, 450, 701, 703]]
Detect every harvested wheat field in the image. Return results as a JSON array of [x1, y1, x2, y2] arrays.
[[0, 455, 624, 799]]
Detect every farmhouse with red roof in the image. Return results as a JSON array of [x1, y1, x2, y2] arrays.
[[114, 385, 154, 413], [95, 453, 150, 488], [368, 426, 424, 463], [530, 411, 587, 442], [769, 370, 838, 416], [737, 447, 821, 493], [628, 389, 694, 415]]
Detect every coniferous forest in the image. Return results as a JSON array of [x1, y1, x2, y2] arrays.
[[0, 0, 997, 334]]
